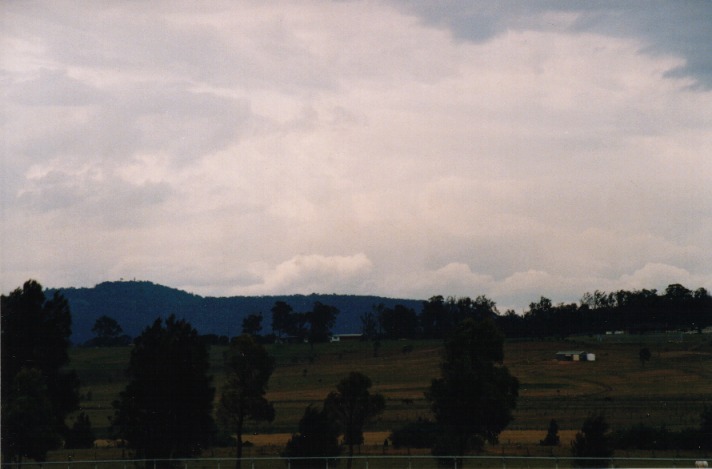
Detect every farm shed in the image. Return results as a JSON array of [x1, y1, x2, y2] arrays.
[[330, 333, 363, 342], [556, 350, 595, 361]]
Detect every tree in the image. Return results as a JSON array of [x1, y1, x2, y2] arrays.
[[571, 412, 613, 467], [65, 412, 95, 449], [1, 369, 62, 464], [87, 315, 131, 346], [241, 313, 263, 337], [1, 280, 80, 463], [379, 304, 418, 339], [359, 308, 379, 341], [426, 319, 519, 463], [92, 315, 123, 341], [217, 334, 276, 469], [540, 419, 560, 446], [700, 405, 712, 450], [113, 315, 215, 461], [324, 372, 385, 469], [639, 347, 652, 367], [283, 405, 340, 468], [420, 295, 453, 339], [271, 301, 293, 339], [307, 302, 339, 344]]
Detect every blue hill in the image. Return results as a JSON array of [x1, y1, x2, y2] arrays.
[[46, 281, 423, 345]]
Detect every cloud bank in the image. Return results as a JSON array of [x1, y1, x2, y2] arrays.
[[2, 1, 711, 311]]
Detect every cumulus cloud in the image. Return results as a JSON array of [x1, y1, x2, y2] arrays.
[[241, 253, 374, 295]]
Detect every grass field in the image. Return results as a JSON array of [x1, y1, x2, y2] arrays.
[[60, 333, 712, 461]]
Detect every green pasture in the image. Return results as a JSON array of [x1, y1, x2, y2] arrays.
[[64, 334, 712, 456]]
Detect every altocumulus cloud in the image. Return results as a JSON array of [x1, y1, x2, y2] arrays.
[[1, 1, 711, 312]]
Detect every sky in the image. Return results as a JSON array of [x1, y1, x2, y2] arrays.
[[2, 1, 711, 312]]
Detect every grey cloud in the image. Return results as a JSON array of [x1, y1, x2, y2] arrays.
[[18, 169, 173, 229], [7, 69, 102, 106], [392, 1, 712, 89]]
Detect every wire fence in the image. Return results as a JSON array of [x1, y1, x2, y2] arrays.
[[2, 455, 709, 469]]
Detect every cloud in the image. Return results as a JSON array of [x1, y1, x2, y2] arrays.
[[241, 254, 374, 295], [1, 2, 710, 310]]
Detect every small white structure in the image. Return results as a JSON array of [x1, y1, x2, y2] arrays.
[[330, 333, 363, 342], [556, 351, 595, 362], [695, 461, 708, 468]]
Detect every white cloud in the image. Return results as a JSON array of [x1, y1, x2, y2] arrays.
[[1, 2, 711, 309], [241, 253, 374, 295]]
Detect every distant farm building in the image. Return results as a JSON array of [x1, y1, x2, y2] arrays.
[[556, 351, 596, 362], [330, 333, 363, 342]]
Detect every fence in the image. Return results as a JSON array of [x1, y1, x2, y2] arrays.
[[2, 456, 708, 469]]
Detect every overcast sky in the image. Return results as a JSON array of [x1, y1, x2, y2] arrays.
[[2, 1, 711, 312]]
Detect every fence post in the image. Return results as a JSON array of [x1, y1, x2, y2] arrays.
[[501, 457, 506, 469], [454, 457, 457, 469], [554, 458, 558, 469]]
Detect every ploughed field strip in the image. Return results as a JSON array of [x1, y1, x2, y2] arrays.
[[66, 334, 712, 441]]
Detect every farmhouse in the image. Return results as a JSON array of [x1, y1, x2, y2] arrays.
[[556, 350, 596, 361], [329, 333, 363, 342]]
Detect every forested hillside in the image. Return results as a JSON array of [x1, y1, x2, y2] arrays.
[[47, 281, 711, 346], [47, 281, 422, 344]]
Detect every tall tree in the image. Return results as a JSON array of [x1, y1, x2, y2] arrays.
[[65, 412, 95, 449], [1, 280, 80, 463], [217, 334, 276, 469], [639, 347, 652, 367], [307, 301, 339, 344], [426, 319, 519, 464], [1, 369, 61, 464], [113, 315, 215, 461], [570, 412, 613, 467], [241, 313, 263, 337], [379, 304, 418, 339], [271, 301, 293, 339], [283, 405, 341, 468], [324, 372, 385, 469], [540, 419, 560, 446]]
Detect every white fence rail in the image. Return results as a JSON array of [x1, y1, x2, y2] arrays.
[[2, 456, 709, 469]]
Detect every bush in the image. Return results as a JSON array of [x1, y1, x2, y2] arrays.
[[389, 418, 440, 449]]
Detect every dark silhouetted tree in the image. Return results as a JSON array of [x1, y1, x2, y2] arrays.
[[540, 419, 560, 446], [1, 280, 80, 463], [360, 308, 379, 340], [217, 334, 275, 469], [65, 412, 95, 449], [271, 301, 293, 339], [92, 315, 122, 341], [1, 368, 61, 464], [639, 347, 652, 367], [241, 313, 263, 337], [113, 315, 215, 461], [87, 315, 131, 346], [325, 372, 385, 469], [379, 304, 418, 339], [571, 412, 613, 467], [426, 319, 519, 464], [307, 302, 339, 344], [283, 405, 340, 468], [701, 405, 712, 450]]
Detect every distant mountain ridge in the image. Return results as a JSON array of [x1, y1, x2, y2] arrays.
[[46, 281, 423, 345]]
